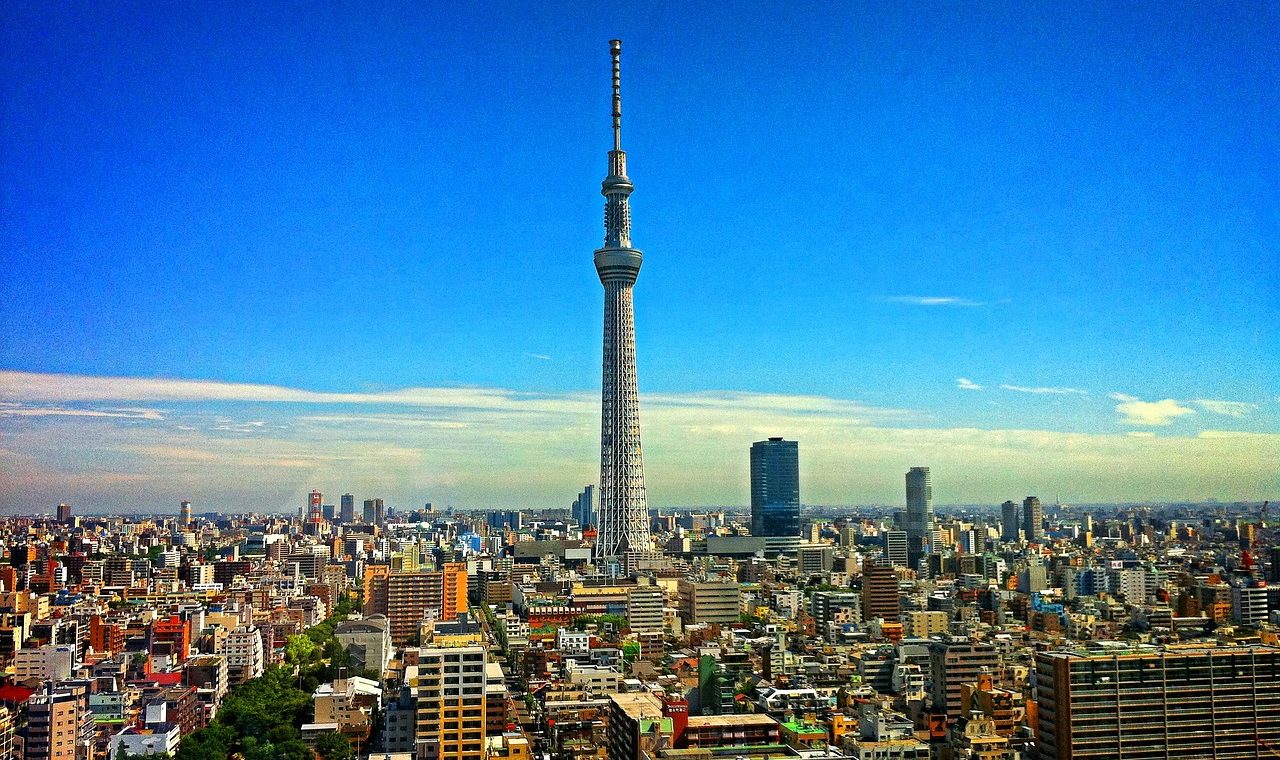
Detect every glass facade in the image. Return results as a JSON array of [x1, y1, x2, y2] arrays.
[[750, 437, 800, 538]]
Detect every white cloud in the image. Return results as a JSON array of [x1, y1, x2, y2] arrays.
[[1192, 399, 1256, 417], [1110, 393, 1196, 426], [877, 296, 985, 307], [0, 370, 587, 414], [3, 371, 1277, 511], [999, 384, 1089, 396], [523, 353, 552, 361], [956, 378, 983, 391]]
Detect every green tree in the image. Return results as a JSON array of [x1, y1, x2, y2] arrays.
[[315, 732, 354, 760], [284, 634, 318, 665]]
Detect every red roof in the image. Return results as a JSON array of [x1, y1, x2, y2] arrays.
[[138, 672, 184, 686], [0, 684, 36, 705]]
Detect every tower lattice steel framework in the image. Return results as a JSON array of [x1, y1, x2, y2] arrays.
[[593, 39, 653, 567]]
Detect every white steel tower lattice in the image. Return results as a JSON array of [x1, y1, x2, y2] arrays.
[[593, 39, 653, 567]]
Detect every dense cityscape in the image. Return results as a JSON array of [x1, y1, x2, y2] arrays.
[[2, 8, 1275, 760], [0, 480, 1277, 760]]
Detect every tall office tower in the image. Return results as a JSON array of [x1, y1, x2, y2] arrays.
[[1022, 496, 1043, 542], [1082, 512, 1093, 534], [179, 500, 192, 527], [340, 494, 355, 523], [592, 40, 653, 569], [861, 560, 900, 623], [885, 530, 909, 568], [415, 645, 488, 760], [750, 437, 801, 555], [363, 498, 385, 525], [904, 467, 934, 564], [307, 489, 322, 521], [1035, 645, 1280, 759], [573, 485, 596, 528], [1000, 500, 1020, 542], [56, 503, 73, 524]]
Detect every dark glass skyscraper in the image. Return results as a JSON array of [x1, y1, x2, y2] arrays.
[[1001, 499, 1020, 542], [904, 466, 934, 565], [750, 437, 800, 551]]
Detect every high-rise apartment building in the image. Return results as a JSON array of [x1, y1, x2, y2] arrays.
[[179, 500, 192, 527], [26, 687, 95, 760], [861, 560, 900, 623], [904, 467, 934, 564], [56, 503, 73, 524], [369, 564, 469, 644], [1023, 496, 1043, 542], [592, 40, 654, 568], [929, 638, 999, 716], [221, 625, 264, 685], [1035, 645, 1280, 759], [1000, 500, 1020, 542], [414, 645, 488, 760]]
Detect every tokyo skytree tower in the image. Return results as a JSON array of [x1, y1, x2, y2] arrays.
[[593, 40, 653, 567]]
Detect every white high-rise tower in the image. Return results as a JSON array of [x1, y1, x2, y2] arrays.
[[593, 39, 653, 568]]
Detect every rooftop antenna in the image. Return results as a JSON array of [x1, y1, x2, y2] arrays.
[[610, 39, 622, 151]]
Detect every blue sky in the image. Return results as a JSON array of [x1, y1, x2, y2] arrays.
[[1, 2, 1276, 512]]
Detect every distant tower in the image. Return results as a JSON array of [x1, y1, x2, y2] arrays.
[[1023, 496, 1044, 542], [593, 39, 653, 568], [362, 498, 385, 526], [1001, 500, 1020, 542], [340, 494, 355, 523], [750, 437, 801, 555], [56, 503, 73, 524], [574, 485, 596, 528], [179, 500, 192, 527], [904, 467, 934, 564]]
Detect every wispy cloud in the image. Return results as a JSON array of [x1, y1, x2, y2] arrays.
[[1000, 384, 1089, 396], [0, 403, 164, 421], [956, 378, 983, 390], [877, 295, 986, 307], [0, 370, 583, 414], [1110, 393, 1196, 426], [523, 353, 552, 361], [1192, 399, 1256, 417]]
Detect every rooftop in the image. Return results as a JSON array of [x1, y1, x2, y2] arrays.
[[687, 714, 779, 728]]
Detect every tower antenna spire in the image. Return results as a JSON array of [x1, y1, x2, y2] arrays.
[[610, 39, 622, 151]]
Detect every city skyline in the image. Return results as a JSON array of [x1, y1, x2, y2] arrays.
[[1, 3, 1277, 512]]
